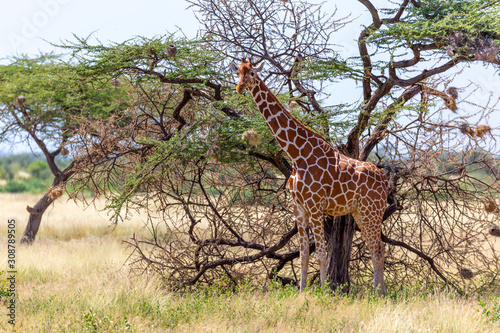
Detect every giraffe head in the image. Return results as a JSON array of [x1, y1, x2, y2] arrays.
[[230, 58, 264, 93]]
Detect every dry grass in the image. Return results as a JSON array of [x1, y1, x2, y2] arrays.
[[0, 193, 145, 241], [0, 193, 498, 332]]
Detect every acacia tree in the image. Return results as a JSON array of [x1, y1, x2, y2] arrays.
[[176, 0, 500, 291], [0, 54, 131, 243], [50, 0, 500, 293]]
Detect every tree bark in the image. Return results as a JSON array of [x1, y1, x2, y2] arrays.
[[324, 214, 355, 292], [20, 165, 73, 244], [21, 192, 54, 244]]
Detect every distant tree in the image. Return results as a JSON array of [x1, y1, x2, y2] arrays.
[[0, 54, 131, 243], [27, 160, 51, 179]]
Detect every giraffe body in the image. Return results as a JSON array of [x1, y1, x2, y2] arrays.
[[232, 59, 388, 294]]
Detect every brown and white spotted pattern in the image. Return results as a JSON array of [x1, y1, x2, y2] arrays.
[[233, 59, 388, 294]]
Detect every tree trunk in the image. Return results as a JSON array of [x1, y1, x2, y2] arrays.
[[19, 160, 73, 243], [324, 214, 355, 293], [21, 191, 54, 244]]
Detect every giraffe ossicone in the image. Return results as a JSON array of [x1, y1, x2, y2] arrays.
[[232, 58, 388, 294]]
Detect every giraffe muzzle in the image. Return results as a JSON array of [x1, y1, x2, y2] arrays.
[[236, 84, 245, 94]]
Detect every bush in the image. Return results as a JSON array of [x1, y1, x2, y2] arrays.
[[28, 160, 51, 179], [0, 178, 49, 193], [0, 180, 28, 193]]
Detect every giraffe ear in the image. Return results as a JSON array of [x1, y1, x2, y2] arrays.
[[253, 62, 264, 73], [229, 62, 239, 72]]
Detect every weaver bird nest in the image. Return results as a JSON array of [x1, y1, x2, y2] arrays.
[[207, 144, 220, 161], [459, 268, 475, 280], [110, 78, 122, 87], [60, 147, 69, 156], [242, 129, 260, 146], [444, 86, 459, 112], [488, 224, 500, 237], [288, 101, 299, 109], [165, 44, 177, 58], [484, 198, 497, 213], [17, 95, 26, 107], [48, 183, 65, 200], [459, 123, 474, 136], [447, 87, 459, 99], [458, 123, 491, 138], [423, 86, 459, 112], [475, 124, 491, 138], [444, 98, 457, 112]]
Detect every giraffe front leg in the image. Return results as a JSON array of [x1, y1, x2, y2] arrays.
[[294, 205, 310, 292], [309, 213, 327, 289]]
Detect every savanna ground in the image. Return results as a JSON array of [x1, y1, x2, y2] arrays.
[[0, 193, 499, 332]]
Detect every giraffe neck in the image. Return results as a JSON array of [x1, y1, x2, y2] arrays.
[[248, 75, 329, 162]]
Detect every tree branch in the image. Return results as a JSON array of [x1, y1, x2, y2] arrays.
[[163, 88, 191, 140], [9, 106, 62, 176], [358, 0, 382, 103], [359, 84, 423, 161], [184, 225, 299, 286], [384, 0, 410, 24], [391, 43, 438, 69], [381, 232, 463, 295], [392, 57, 465, 87], [358, 0, 381, 28]]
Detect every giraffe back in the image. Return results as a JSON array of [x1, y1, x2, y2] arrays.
[[289, 139, 388, 219]]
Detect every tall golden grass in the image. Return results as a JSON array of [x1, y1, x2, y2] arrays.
[[0, 193, 498, 332]]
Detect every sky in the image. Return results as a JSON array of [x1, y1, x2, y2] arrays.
[[0, 0, 201, 153], [0, 0, 360, 58], [0, 0, 199, 59], [1, 0, 499, 154]]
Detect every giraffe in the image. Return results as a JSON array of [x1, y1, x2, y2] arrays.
[[231, 59, 389, 294]]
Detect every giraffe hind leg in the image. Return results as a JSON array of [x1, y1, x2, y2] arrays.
[[352, 211, 386, 295]]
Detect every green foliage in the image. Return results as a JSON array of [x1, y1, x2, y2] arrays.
[[0, 153, 42, 178], [0, 154, 70, 193], [0, 270, 9, 300], [477, 295, 500, 322], [61, 34, 225, 85], [298, 57, 361, 82], [0, 178, 49, 193], [370, 0, 500, 49], [82, 309, 131, 332], [0, 180, 28, 193], [0, 51, 133, 153], [1, 56, 110, 121], [27, 160, 51, 179]]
